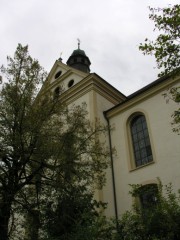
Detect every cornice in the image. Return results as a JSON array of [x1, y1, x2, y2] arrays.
[[59, 74, 126, 105], [105, 75, 180, 118]]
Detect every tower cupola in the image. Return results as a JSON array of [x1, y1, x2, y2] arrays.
[[66, 40, 91, 73]]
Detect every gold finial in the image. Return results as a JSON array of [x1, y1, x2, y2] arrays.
[[77, 38, 81, 49]]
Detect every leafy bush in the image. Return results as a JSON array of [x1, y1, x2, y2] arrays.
[[116, 181, 180, 240]]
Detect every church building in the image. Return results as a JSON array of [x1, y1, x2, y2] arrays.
[[42, 44, 180, 218]]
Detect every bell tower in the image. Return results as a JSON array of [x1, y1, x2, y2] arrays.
[[66, 40, 91, 73]]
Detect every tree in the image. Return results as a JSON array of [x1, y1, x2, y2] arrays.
[[139, 4, 180, 77], [0, 44, 47, 239], [21, 105, 109, 240], [139, 4, 180, 133], [0, 44, 109, 240]]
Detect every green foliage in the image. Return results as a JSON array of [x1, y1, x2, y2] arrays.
[[0, 43, 48, 240], [36, 107, 110, 239], [139, 4, 180, 77], [44, 192, 97, 238], [0, 44, 110, 240], [116, 182, 180, 240], [42, 192, 111, 240], [139, 4, 180, 134], [163, 86, 180, 134], [43, 214, 116, 240], [67, 215, 116, 240]]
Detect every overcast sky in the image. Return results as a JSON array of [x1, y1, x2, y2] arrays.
[[0, 0, 179, 95]]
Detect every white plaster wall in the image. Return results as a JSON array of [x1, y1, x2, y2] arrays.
[[95, 93, 115, 120], [67, 92, 91, 120], [67, 91, 117, 217], [95, 93, 119, 217], [60, 74, 85, 91], [109, 88, 180, 216], [51, 73, 84, 93], [50, 66, 68, 84]]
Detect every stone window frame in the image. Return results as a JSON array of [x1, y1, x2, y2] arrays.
[[127, 112, 154, 170]]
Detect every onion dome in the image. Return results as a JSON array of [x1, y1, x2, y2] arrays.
[[66, 41, 91, 73]]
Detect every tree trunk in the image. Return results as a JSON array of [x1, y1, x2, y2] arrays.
[[0, 201, 12, 240]]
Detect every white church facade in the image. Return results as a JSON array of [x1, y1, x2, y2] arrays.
[[41, 45, 180, 218]]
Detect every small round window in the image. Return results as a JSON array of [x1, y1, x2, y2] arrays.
[[55, 70, 62, 79], [68, 79, 74, 88]]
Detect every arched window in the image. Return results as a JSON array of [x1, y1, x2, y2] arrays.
[[130, 115, 153, 167], [133, 184, 158, 210], [139, 184, 158, 208]]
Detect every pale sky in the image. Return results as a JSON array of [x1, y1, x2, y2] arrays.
[[0, 0, 179, 95]]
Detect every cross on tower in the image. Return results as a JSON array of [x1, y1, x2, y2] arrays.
[[77, 38, 81, 49]]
